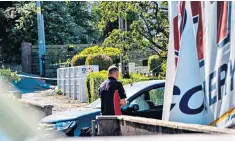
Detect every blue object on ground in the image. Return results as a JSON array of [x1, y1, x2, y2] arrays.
[[38, 84, 51, 89], [12, 73, 49, 94]]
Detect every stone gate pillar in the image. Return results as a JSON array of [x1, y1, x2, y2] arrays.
[[21, 42, 32, 73]]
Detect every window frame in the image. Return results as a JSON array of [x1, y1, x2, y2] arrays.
[[127, 83, 165, 105]]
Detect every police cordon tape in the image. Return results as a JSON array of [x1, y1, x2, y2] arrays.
[[18, 74, 86, 81]]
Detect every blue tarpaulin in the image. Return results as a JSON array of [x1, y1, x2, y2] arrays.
[[12, 73, 50, 94]]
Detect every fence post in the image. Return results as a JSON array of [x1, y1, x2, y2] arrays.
[[92, 120, 96, 136]]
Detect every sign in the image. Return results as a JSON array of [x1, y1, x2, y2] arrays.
[[163, 1, 235, 128]]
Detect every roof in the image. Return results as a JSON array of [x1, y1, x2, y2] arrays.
[[124, 80, 165, 98]]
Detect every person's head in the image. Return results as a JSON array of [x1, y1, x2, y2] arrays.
[[108, 66, 119, 80]]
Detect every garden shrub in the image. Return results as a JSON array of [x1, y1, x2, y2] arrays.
[[86, 71, 106, 103], [71, 55, 87, 66], [78, 46, 120, 65], [148, 55, 162, 76], [85, 54, 113, 71], [86, 71, 155, 103], [157, 59, 167, 80], [0, 68, 21, 82]]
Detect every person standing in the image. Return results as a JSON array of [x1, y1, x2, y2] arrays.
[[98, 66, 127, 115]]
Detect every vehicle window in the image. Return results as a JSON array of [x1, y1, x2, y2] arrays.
[[130, 86, 164, 111], [130, 94, 150, 111], [148, 87, 164, 105]]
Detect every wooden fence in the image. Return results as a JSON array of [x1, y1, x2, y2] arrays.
[[32, 44, 92, 75]]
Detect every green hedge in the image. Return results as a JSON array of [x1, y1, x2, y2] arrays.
[[86, 71, 155, 103], [71, 55, 87, 66], [85, 54, 113, 71], [71, 46, 120, 67], [148, 55, 162, 76]]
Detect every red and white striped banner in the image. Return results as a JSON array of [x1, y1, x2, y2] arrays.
[[163, 1, 235, 128]]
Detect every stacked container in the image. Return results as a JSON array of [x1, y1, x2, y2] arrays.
[[57, 65, 99, 102]]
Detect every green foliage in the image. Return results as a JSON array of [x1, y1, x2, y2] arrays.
[[157, 59, 167, 80], [85, 54, 113, 71], [71, 55, 87, 66], [79, 45, 120, 64], [86, 70, 106, 103], [148, 55, 162, 76], [0, 68, 21, 82], [71, 46, 120, 67], [97, 1, 169, 57], [149, 87, 164, 105], [7, 1, 98, 44], [55, 88, 63, 95], [0, 1, 101, 63], [129, 73, 152, 81], [86, 70, 155, 103], [96, 1, 169, 78]]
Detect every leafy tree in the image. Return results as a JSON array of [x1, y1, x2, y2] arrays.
[[97, 1, 169, 56], [68, 1, 101, 44], [0, 1, 100, 63], [96, 1, 168, 78], [7, 1, 95, 45]]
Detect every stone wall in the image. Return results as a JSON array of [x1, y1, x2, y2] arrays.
[[21, 42, 32, 73], [20, 99, 53, 123], [0, 63, 22, 72], [32, 44, 92, 75], [97, 116, 235, 136]]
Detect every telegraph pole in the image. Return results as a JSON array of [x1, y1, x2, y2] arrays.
[[118, 15, 130, 78], [36, 1, 46, 76]]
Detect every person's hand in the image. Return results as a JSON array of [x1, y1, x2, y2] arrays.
[[120, 99, 126, 106]]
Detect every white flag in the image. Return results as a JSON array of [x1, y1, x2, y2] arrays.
[[164, 1, 235, 128], [162, 1, 178, 121]]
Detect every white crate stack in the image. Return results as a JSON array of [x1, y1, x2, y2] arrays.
[[57, 65, 99, 102]]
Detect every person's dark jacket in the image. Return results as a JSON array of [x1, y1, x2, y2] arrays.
[[98, 77, 127, 115]]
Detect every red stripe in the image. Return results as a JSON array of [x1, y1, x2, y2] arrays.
[[113, 90, 122, 115], [178, 1, 185, 39], [191, 1, 204, 61], [173, 16, 180, 52], [217, 1, 228, 44], [173, 16, 179, 68]]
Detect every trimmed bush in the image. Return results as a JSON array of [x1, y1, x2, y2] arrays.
[[148, 55, 162, 76], [86, 71, 155, 103], [71, 55, 87, 66], [79, 46, 120, 64], [71, 46, 120, 67], [85, 54, 113, 71]]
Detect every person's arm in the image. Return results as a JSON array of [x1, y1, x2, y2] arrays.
[[118, 82, 127, 106]]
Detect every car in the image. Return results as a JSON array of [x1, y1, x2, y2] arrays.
[[38, 80, 165, 137]]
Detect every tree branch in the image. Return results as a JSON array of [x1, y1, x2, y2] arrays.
[[138, 30, 166, 54], [138, 12, 167, 52]]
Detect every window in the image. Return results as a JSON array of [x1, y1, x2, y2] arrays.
[[148, 87, 164, 105], [130, 86, 165, 111], [142, 60, 148, 66]]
